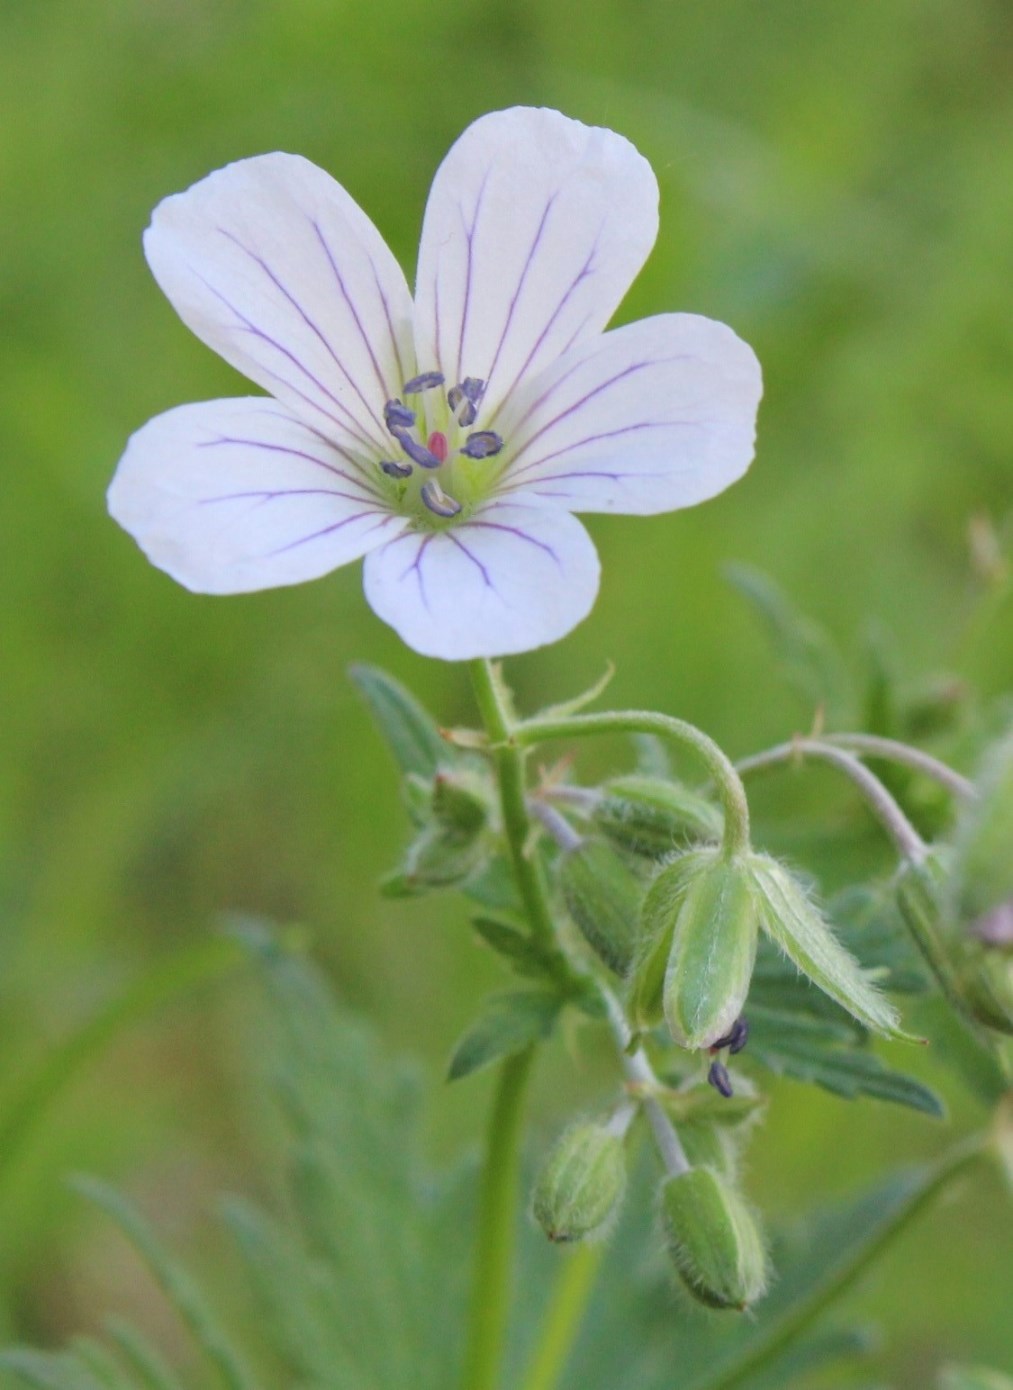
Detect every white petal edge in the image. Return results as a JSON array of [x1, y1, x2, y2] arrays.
[[494, 313, 762, 515], [413, 107, 659, 419], [108, 398, 406, 594], [362, 501, 600, 660], [144, 153, 415, 455]]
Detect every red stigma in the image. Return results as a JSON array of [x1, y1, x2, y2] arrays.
[[427, 430, 448, 463]]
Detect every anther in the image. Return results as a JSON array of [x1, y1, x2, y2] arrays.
[[392, 427, 441, 469], [421, 479, 462, 518], [403, 371, 445, 394], [707, 1059, 734, 1099], [460, 430, 503, 459], [384, 399, 415, 431], [710, 1017, 749, 1056], [380, 459, 412, 479], [449, 377, 486, 426]]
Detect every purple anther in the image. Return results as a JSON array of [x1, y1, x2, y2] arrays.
[[707, 1059, 734, 1099], [460, 431, 503, 459], [392, 427, 441, 469], [403, 371, 446, 394], [449, 377, 486, 426], [384, 399, 416, 431], [421, 480, 462, 518], [380, 459, 412, 479], [711, 1017, 749, 1055]]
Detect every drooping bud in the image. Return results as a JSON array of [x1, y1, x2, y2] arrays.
[[641, 850, 759, 1051], [532, 1117, 628, 1244], [896, 851, 1013, 1036], [593, 775, 723, 859], [749, 853, 912, 1040], [628, 853, 703, 1032], [559, 839, 644, 976], [660, 1167, 768, 1310]]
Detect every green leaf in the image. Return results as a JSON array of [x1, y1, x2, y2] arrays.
[[747, 944, 944, 1116], [725, 563, 854, 723], [349, 663, 454, 778], [447, 991, 561, 1081], [471, 917, 566, 981], [71, 1179, 259, 1390]]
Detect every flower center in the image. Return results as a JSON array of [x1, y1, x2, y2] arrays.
[[378, 372, 504, 525]]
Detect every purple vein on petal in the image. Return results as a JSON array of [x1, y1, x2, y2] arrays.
[[499, 467, 670, 497], [509, 420, 692, 479], [464, 519, 560, 568], [396, 532, 435, 613], [447, 531, 496, 591], [310, 219, 393, 404], [484, 193, 558, 401], [371, 261, 408, 387], [191, 268, 381, 454], [486, 227, 603, 424], [256, 410, 382, 487], [217, 228, 389, 444], [456, 171, 491, 387], [196, 434, 380, 499], [263, 509, 397, 558], [507, 359, 693, 469], [197, 487, 375, 507]]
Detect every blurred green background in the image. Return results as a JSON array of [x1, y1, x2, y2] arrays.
[[1, 0, 1011, 1383]]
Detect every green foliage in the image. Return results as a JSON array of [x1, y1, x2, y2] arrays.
[[447, 990, 561, 1081], [348, 664, 455, 780]]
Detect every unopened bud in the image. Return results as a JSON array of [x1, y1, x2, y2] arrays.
[[431, 770, 490, 839], [532, 1118, 628, 1244], [660, 1167, 768, 1310], [953, 726, 1013, 935], [896, 851, 1013, 1036], [594, 775, 723, 858], [559, 840, 643, 976], [641, 850, 759, 1051]]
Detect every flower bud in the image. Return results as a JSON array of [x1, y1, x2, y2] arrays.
[[896, 851, 1013, 1036], [639, 850, 758, 1051], [593, 775, 723, 858], [660, 1167, 768, 1310], [431, 769, 490, 838], [559, 839, 643, 976], [953, 726, 1013, 939], [532, 1119, 627, 1244]]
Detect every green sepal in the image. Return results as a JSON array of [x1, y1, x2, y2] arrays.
[[593, 774, 723, 859], [532, 1118, 627, 1243], [349, 663, 455, 779], [639, 849, 758, 1050], [660, 1166, 769, 1311], [447, 991, 561, 1082], [431, 769, 490, 838], [750, 853, 913, 1041], [952, 724, 1013, 929], [559, 838, 644, 976]]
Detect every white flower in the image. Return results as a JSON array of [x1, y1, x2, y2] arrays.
[[109, 107, 762, 661]]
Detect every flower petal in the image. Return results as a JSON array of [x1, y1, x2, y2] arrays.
[[414, 108, 658, 417], [495, 314, 762, 515], [362, 502, 600, 660], [108, 398, 405, 594], [144, 153, 415, 454]]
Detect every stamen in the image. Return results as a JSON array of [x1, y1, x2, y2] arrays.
[[392, 427, 441, 469], [449, 376, 486, 426], [428, 431, 448, 463], [707, 1059, 734, 1099], [421, 479, 462, 518], [380, 459, 412, 479], [460, 430, 503, 459], [710, 1017, 749, 1055], [384, 399, 415, 431], [403, 371, 445, 394]]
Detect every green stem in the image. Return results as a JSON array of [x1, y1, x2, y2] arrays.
[[513, 710, 751, 859], [460, 1046, 535, 1390], [689, 1138, 984, 1390], [518, 1244, 605, 1390], [823, 732, 975, 801], [470, 660, 557, 946]]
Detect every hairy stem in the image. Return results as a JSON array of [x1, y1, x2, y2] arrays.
[[822, 732, 975, 800], [599, 984, 690, 1177], [735, 737, 926, 861], [514, 711, 751, 859], [460, 1047, 536, 1390]]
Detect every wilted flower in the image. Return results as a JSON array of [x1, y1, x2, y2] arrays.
[[109, 108, 761, 659]]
